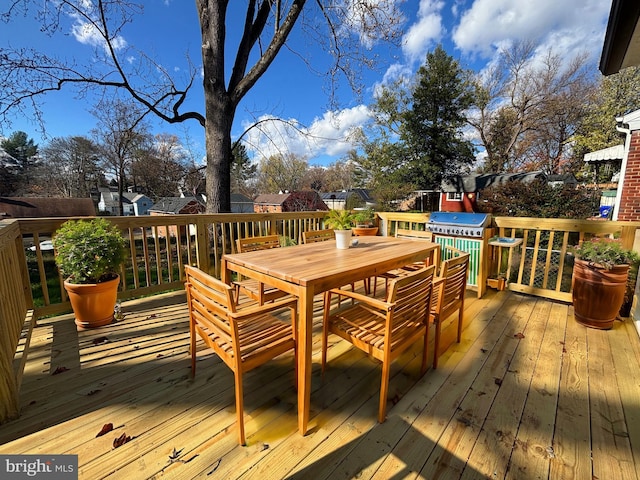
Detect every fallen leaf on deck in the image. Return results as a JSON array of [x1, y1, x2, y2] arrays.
[[96, 423, 113, 437], [87, 389, 102, 396], [168, 447, 183, 463], [113, 432, 131, 449], [494, 378, 503, 386], [92, 336, 110, 345], [514, 332, 525, 339], [52, 366, 69, 375]]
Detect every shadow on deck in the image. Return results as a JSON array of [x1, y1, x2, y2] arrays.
[[1, 288, 640, 480]]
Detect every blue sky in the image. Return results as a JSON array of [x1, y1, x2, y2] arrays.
[[2, 0, 612, 167]]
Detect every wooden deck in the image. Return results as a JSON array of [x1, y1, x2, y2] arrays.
[[2, 288, 640, 479]]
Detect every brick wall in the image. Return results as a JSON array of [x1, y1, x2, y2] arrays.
[[618, 130, 640, 221]]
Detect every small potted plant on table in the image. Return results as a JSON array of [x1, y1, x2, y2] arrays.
[[324, 209, 355, 249], [53, 218, 126, 329], [572, 237, 639, 329]]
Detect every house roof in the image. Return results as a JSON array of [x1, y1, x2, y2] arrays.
[[441, 171, 546, 193], [320, 189, 375, 203], [600, 0, 640, 75], [100, 191, 133, 206], [584, 144, 625, 163], [254, 193, 290, 205], [149, 196, 204, 214], [231, 193, 253, 203], [0, 197, 96, 218]]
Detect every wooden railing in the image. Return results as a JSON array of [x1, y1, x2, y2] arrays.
[[15, 212, 328, 318], [0, 221, 33, 422], [493, 216, 640, 302]]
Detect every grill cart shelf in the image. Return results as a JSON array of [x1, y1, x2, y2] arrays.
[[487, 236, 524, 290]]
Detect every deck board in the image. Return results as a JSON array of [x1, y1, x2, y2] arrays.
[[1, 289, 640, 480]]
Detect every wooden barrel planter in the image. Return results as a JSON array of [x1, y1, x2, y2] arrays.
[[571, 259, 629, 330]]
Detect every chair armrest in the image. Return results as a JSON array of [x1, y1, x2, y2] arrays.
[[327, 288, 392, 312], [230, 297, 298, 320]]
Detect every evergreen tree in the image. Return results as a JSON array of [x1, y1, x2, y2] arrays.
[[1, 131, 39, 195], [401, 45, 476, 189], [230, 144, 257, 197]]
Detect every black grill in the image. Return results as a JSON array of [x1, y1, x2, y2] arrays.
[[427, 212, 491, 238]]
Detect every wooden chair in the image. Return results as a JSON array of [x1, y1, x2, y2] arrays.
[[321, 265, 436, 423], [430, 246, 469, 369], [302, 229, 335, 244], [373, 228, 436, 296], [233, 235, 289, 305], [184, 265, 297, 445]]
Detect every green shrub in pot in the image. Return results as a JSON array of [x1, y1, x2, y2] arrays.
[[52, 218, 126, 328], [53, 218, 126, 284], [571, 237, 640, 329], [573, 238, 639, 269]]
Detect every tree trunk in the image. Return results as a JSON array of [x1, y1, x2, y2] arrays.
[[204, 98, 234, 213]]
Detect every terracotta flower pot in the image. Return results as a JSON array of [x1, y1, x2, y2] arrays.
[[352, 226, 378, 236], [572, 260, 629, 330], [64, 275, 120, 329]]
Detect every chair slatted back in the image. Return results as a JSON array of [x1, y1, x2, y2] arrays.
[[386, 266, 435, 331], [302, 229, 335, 244], [395, 228, 433, 241], [236, 234, 281, 253]]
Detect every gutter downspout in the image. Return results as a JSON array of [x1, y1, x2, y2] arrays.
[[612, 117, 631, 221]]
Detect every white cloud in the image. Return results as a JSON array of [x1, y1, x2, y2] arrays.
[[401, 0, 444, 61], [452, 0, 609, 64], [70, 6, 127, 53], [242, 106, 371, 162]]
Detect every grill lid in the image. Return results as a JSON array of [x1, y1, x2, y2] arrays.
[[428, 212, 491, 227]]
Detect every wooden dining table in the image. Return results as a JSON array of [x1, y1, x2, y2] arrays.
[[221, 235, 440, 436]]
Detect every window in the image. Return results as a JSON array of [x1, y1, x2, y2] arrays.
[[446, 192, 463, 201]]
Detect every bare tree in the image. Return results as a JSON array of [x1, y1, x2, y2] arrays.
[[256, 152, 308, 193], [39, 136, 103, 197], [469, 41, 595, 173], [131, 133, 189, 200], [0, 1, 402, 212], [92, 97, 150, 214]]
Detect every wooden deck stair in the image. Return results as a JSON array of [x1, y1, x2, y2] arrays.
[[1, 288, 640, 479]]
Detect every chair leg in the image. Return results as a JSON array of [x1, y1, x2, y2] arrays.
[[433, 318, 441, 369], [378, 360, 391, 423], [190, 320, 196, 376], [457, 309, 464, 343], [421, 326, 429, 374], [234, 370, 246, 446], [321, 292, 331, 379]]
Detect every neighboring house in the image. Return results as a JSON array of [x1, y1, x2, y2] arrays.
[[0, 197, 95, 219], [320, 189, 375, 210], [599, 0, 640, 75], [231, 193, 254, 213], [148, 196, 205, 237], [129, 193, 154, 216], [253, 191, 328, 213], [607, 108, 640, 222], [97, 190, 153, 216], [440, 171, 546, 213]]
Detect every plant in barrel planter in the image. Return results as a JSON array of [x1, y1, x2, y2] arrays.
[[571, 238, 639, 329], [324, 209, 355, 249], [53, 218, 126, 329]]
